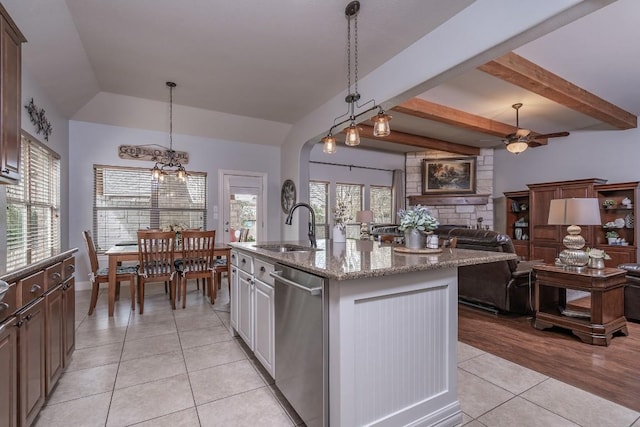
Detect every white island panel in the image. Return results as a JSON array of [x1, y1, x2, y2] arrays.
[[329, 267, 461, 427]]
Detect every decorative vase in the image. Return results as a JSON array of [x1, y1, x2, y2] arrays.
[[404, 228, 426, 250], [333, 225, 346, 243], [589, 257, 605, 269]]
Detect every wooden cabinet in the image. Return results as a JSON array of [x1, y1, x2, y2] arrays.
[[44, 285, 64, 396], [528, 179, 606, 264], [62, 269, 75, 365], [594, 182, 639, 267], [0, 316, 18, 427], [17, 298, 46, 427], [504, 190, 530, 260], [0, 4, 26, 184]]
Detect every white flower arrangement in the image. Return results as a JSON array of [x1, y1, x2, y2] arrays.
[[397, 205, 439, 232], [333, 202, 352, 231], [586, 247, 611, 259], [163, 223, 189, 233]]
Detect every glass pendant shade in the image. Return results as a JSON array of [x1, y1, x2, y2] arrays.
[[506, 140, 528, 154], [152, 165, 161, 180], [372, 112, 391, 137], [345, 124, 360, 146], [322, 134, 337, 154]]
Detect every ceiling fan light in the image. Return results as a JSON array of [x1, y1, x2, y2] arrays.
[[506, 140, 528, 154], [371, 111, 391, 137], [322, 134, 337, 154], [345, 123, 361, 146]]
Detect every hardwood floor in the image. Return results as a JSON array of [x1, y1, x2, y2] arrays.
[[458, 304, 640, 412]]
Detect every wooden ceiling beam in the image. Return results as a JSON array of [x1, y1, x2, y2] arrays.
[[392, 98, 548, 146], [344, 124, 480, 156], [478, 52, 637, 130]]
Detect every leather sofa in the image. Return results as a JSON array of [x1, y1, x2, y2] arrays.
[[614, 263, 640, 322], [436, 228, 543, 314]]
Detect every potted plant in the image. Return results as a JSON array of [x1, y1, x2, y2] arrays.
[[586, 247, 611, 269], [397, 205, 439, 249], [605, 230, 619, 244], [603, 199, 616, 209]]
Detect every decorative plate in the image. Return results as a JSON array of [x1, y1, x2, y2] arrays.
[[281, 179, 296, 214], [614, 218, 625, 228]]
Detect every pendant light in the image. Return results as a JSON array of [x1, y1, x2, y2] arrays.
[[151, 82, 188, 182], [322, 1, 391, 154]]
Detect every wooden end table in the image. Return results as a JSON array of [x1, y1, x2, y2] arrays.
[[533, 264, 628, 346]]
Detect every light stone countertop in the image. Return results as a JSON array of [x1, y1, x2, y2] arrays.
[[230, 239, 517, 281]]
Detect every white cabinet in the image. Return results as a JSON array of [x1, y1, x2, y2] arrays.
[[230, 249, 275, 378], [237, 270, 253, 347]]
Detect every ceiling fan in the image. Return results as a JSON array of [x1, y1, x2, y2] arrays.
[[503, 103, 570, 154]]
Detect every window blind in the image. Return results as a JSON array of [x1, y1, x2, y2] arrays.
[[93, 165, 207, 252], [6, 134, 61, 271]]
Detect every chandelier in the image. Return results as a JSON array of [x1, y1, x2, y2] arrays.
[[322, 1, 391, 154], [151, 81, 188, 182]]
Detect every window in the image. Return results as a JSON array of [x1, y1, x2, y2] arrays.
[[309, 181, 329, 239], [370, 185, 392, 224], [93, 165, 207, 252], [6, 134, 60, 271], [336, 183, 363, 239]]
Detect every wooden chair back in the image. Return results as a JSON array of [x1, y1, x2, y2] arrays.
[[82, 230, 100, 274], [137, 230, 176, 278], [180, 230, 216, 275]]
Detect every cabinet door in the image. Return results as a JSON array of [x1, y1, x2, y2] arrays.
[[254, 279, 274, 377], [0, 14, 23, 183], [17, 299, 46, 427], [62, 279, 75, 366], [0, 317, 18, 427], [230, 266, 239, 331], [237, 270, 253, 349], [530, 187, 559, 242], [531, 244, 559, 265], [45, 286, 64, 396]]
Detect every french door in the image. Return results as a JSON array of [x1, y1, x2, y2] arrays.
[[220, 171, 267, 243]]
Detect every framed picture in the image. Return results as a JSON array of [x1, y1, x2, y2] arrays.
[[281, 179, 297, 213], [422, 157, 476, 194]]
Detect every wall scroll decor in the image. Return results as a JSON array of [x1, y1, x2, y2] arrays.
[[25, 98, 53, 141], [118, 145, 189, 164]]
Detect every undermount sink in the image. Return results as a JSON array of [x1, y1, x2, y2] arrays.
[[253, 243, 316, 253]]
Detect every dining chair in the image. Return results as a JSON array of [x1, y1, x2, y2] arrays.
[[137, 230, 177, 314], [175, 230, 216, 308], [82, 230, 138, 315], [214, 250, 230, 298]]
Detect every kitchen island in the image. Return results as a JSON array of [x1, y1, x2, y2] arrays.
[[229, 239, 516, 427]]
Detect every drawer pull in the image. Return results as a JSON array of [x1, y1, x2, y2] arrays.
[[260, 266, 266, 272], [0, 302, 8, 311], [30, 284, 42, 294], [51, 272, 62, 282], [65, 265, 75, 273], [25, 313, 34, 321], [241, 259, 246, 264]]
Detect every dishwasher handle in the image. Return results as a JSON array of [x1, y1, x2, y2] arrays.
[[270, 271, 322, 296]]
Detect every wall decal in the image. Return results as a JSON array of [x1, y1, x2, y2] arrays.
[[25, 98, 53, 141], [118, 144, 189, 164]]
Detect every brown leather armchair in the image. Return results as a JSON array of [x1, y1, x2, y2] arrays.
[[437, 228, 543, 314], [615, 263, 640, 322]]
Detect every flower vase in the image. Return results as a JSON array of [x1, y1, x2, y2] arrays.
[[589, 257, 605, 269], [404, 228, 426, 250], [333, 225, 346, 243]]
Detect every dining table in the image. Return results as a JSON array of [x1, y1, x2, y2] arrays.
[[104, 243, 231, 316]]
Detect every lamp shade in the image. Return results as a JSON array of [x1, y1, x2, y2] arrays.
[[548, 198, 601, 225], [356, 210, 374, 223]]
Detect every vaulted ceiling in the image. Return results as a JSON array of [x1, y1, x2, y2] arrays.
[[3, 0, 639, 154]]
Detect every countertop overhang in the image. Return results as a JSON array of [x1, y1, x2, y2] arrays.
[[230, 240, 516, 281]]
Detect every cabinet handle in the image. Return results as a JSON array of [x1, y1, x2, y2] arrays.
[[232, 268, 236, 273], [241, 259, 246, 264], [260, 266, 266, 272], [51, 272, 62, 282], [25, 313, 34, 321], [30, 284, 42, 294], [0, 302, 8, 311], [1, 168, 9, 174], [65, 265, 75, 273]]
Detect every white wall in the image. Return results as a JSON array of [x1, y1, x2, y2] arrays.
[[69, 120, 281, 283]]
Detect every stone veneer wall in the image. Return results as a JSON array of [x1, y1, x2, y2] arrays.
[[405, 148, 494, 230]]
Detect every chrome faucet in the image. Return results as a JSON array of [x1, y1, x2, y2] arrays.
[[285, 202, 317, 248]]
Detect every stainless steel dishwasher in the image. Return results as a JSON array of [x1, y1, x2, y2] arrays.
[[270, 263, 328, 427]]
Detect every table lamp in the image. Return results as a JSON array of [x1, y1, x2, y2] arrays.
[[547, 198, 601, 268], [356, 210, 374, 240]]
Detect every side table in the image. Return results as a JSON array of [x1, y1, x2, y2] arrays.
[[533, 264, 628, 346]]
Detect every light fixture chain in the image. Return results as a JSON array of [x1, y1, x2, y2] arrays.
[[347, 11, 351, 96], [354, 12, 358, 97]]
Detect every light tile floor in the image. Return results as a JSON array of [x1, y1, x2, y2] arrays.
[[34, 281, 640, 427]]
